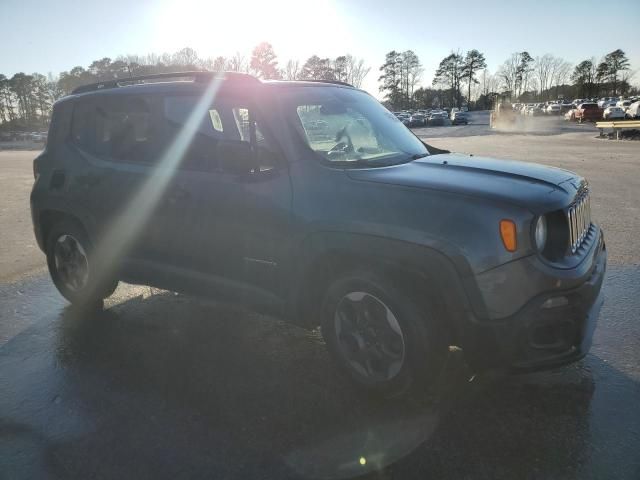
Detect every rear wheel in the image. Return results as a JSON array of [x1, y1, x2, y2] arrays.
[[321, 271, 447, 398], [46, 220, 118, 307]]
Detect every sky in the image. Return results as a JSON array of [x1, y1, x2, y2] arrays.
[[2, 0, 639, 97]]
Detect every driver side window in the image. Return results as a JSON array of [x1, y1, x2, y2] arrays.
[[296, 105, 380, 158], [230, 105, 277, 172]]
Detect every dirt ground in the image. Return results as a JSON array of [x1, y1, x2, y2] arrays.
[[0, 150, 46, 282]]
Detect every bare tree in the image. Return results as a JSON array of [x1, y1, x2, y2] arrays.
[[282, 59, 300, 80], [474, 69, 499, 100], [620, 69, 636, 95], [213, 56, 227, 71], [498, 53, 521, 97], [46, 73, 65, 102], [227, 52, 248, 73], [405, 51, 423, 101], [550, 58, 572, 98], [534, 54, 555, 99], [344, 55, 370, 88]]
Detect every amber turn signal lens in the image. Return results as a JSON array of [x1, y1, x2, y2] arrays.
[[499, 219, 517, 252]]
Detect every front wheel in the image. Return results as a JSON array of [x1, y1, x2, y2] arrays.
[[46, 220, 118, 306], [320, 271, 447, 398]]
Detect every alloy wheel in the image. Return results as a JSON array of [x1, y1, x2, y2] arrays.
[[334, 292, 406, 383], [53, 234, 90, 292]]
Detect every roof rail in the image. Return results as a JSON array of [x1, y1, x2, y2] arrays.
[[297, 79, 354, 87], [71, 71, 259, 95]]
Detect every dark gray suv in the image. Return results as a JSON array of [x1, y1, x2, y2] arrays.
[[30, 72, 606, 397]]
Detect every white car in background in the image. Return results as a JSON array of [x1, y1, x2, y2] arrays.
[[603, 106, 626, 120], [546, 104, 562, 115], [521, 104, 534, 115], [598, 97, 618, 108], [625, 101, 640, 119]]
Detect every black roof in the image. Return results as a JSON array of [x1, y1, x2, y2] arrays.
[[71, 71, 258, 94], [70, 71, 355, 96]]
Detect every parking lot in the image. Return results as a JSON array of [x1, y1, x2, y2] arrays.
[[1, 115, 639, 479]]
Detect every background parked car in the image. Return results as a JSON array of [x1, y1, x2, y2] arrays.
[[451, 111, 469, 125], [427, 111, 448, 126], [617, 100, 632, 110], [394, 112, 411, 126], [560, 103, 574, 114], [575, 103, 603, 123], [625, 101, 640, 119], [598, 97, 618, 108], [564, 108, 578, 121], [409, 113, 427, 127], [527, 105, 544, 116], [603, 106, 626, 120], [546, 104, 562, 115]]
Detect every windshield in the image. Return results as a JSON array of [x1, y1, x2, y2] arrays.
[[279, 86, 428, 166]]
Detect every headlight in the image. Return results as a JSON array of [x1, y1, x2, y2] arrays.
[[534, 216, 547, 251]]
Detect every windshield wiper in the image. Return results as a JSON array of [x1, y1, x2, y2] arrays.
[[328, 158, 376, 168], [328, 152, 429, 168]]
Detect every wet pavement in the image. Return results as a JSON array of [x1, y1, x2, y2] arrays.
[[1, 266, 639, 479]]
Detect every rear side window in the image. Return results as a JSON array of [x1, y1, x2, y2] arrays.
[[71, 101, 95, 151], [71, 95, 158, 164]]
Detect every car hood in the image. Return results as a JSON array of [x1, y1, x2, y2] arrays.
[[346, 153, 581, 212]]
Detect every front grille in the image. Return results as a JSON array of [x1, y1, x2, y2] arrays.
[[567, 190, 592, 254]]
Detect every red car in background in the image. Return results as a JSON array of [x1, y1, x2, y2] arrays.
[[574, 103, 603, 123]]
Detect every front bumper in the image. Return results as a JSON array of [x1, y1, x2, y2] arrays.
[[463, 232, 607, 373]]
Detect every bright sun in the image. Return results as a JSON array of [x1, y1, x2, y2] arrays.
[[152, 0, 349, 62]]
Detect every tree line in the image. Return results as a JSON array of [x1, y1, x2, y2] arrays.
[[0, 43, 370, 131], [1, 44, 636, 130], [380, 48, 635, 111]]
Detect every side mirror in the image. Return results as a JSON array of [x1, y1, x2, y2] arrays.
[[217, 141, 255, 175]]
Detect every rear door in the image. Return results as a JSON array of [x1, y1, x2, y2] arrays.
[[68, 93, 163, 261]]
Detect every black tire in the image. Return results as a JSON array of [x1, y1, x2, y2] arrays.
[[320, 270, 447, 398], [46, 220, 118, 306]]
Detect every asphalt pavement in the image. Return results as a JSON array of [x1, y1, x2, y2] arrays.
[[1, 117, 639, 479]]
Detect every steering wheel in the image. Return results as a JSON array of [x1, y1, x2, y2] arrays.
[[329, 127, 354, 154]]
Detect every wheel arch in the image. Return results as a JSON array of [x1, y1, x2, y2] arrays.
[[287, 232, 480, 347], [38, 209, 89, 251]]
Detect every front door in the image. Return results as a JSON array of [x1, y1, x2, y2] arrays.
[[151, 91, 293, 296]]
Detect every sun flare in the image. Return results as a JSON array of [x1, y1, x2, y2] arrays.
[[153, 0, 348, 64]]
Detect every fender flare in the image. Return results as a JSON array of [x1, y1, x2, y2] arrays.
[[286, 232, 487, 341]]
